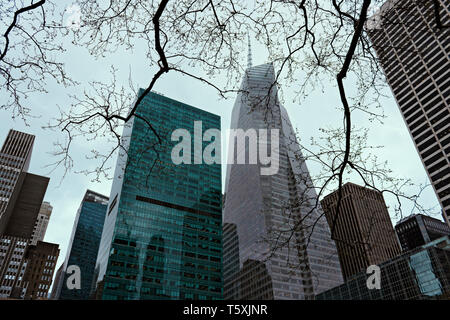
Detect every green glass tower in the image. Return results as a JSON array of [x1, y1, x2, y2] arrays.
[[94, 90, 222, 300]]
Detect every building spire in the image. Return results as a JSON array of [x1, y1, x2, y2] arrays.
[[247, 32, 253, 69]]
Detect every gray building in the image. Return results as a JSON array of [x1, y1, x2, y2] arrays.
[[321, 183, 401, 281], [0, 130, 56, 299], [317, 236, 450, 300], [0, 130, 34, 235], [395, 213, 450, 252], [223, 57, 343, 300], [30, 202, 53, 246], [367, 0, 450, 227], [58, 190, 108, 300]]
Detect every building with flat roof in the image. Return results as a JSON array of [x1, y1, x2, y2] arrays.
[[395, 213, 450, 252], [94, 90, 222, 300], [317, 236, 450, 300], [321, 183, 401, 281]]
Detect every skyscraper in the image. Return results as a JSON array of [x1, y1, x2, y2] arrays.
[[0, 129, 58, 299], [57, 190, 108, 300], [223, 223, 240, 299], [395, 213, 450, 252], [22, 241, 59, 300], [3, 173, 49, 239], [223, 60, 343, 300], [50, 264, 64, 300], [321, 182, 401, 280], [94, 90, 222, 300], [367, 0, 450, 227], [30, 202, 53, 245], [0, 130, 35, 235]]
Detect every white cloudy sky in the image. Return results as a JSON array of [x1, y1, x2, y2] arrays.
[[0, 1, 442, 282]]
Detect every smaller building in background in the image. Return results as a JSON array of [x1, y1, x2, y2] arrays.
[[31, 202, 53, 245], [49, 264, 64, 300], [58, 190, 108, 300], [0, 129, 61, 300], [395, 213, 450, 252], [23, 241, 59, 299], [316, 236, 450, 300], [321, 182, 401, 281]]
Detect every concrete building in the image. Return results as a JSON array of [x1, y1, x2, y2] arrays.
[[0, 130, 35, 235], [0, 130, 57, 299], [317, 236, 450, 300], [93, 90, 222, 300], [395, 213, 450, 252], [321, 183, 401, 280], [0, 236, 29, 298], [31, 202, 53, 245], [367, 0, 450, 227], [22, 241, 59, 300]]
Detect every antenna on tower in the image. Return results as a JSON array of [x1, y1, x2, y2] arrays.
[[247, 32, 253, 68]]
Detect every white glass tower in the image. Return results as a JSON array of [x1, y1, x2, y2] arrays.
[[223, 61, 343, 300]]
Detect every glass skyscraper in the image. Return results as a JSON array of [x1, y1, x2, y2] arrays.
[[58, 190, 108, 300], [223, 61, 343, 300], [94, 90, 222, 300]]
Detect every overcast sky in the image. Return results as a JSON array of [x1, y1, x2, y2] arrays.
[[0, 2, 442, 285]]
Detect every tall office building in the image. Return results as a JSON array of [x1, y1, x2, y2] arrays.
[[3, 173, 49, 239], [30, 202, 52, 245], [22, 241, 59, 300], [367, 0, 450, 226], [395, 213, 450, 252], [321, 182, 401, 281], [57, 190, 108, 300], [0, 130, 35, 235], [94, 90, 222, 300], [223, 60, 343, 300], [0, 236, 29, 298], [0, 129, 57, 299]]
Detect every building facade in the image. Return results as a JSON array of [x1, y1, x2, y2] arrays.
[[3, 173, 49, 239], [367, 0, 450, 227], [0, 236, 29, 298], [321, 183, 401, 281], [49, 264, 64, 300], [94, 90, 222, 300], [317, 236, 450, 300], [0, 130, 34, 235], [223, 222, 240, 299], [22, 241, 59, 300], [58, 190, 108, 300], [31, 202, 53, 245], [223, 61, 343, 300], [395, 213, 450, 252], [0, 130, 57, 299]]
